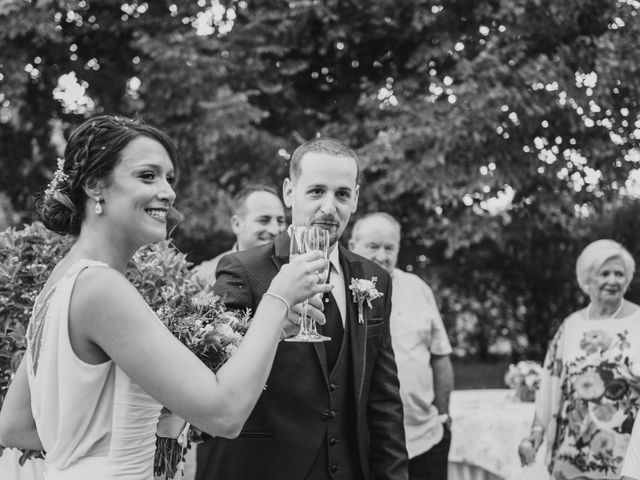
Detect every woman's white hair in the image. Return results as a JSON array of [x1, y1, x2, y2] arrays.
[[575, 239, 635, 294]]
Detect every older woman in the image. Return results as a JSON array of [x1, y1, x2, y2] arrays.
[[519, 239, 640, 480]]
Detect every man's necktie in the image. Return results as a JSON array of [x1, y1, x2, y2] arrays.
[[322, 265, 344, 370]]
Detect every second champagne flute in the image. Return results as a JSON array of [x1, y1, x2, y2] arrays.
[[305, 227, 331, 342], [284, 225, 314, 342]]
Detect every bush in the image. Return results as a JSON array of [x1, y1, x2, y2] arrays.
[[0, 223, 74, 401]]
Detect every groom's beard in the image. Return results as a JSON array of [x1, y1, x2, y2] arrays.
[[310, 215, 342, 246]]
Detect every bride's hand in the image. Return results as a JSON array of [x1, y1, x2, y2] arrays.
[[268, 251, 332, 308]]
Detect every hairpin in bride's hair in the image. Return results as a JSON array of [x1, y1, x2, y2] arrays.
[[44, 157, 69, 198]]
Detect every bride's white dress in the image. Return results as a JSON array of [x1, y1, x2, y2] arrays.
[[25, 259, 162, 479]]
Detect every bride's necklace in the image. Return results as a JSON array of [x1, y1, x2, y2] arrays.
[[587, 299, 624, 320]]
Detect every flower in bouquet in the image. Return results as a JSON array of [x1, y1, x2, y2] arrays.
[[504, 360, 542, 402], [349, 277, 383, 324], [154, 294, 251, 374]]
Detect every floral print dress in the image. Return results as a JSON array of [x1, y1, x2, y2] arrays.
[[536, 310, 640, 479]]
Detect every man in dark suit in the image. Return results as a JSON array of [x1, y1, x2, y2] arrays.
[[196, 138, 408, 480]]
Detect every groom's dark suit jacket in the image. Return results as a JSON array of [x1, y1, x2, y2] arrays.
[[196, 232, 408, 480]]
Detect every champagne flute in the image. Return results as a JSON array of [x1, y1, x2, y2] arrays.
[[284, 226, 315, 342], [305, 227, 331, 342]]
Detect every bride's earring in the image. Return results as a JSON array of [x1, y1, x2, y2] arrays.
[[95, 197, 103, 215]]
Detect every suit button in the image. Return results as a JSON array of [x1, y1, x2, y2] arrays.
[[330, 465, 339, 474], [320, 410, 336, 421], [329, 383, 337, 392], [329, 437, 338, 447]]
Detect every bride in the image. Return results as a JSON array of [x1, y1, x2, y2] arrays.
[[0, 115, 331, 479]]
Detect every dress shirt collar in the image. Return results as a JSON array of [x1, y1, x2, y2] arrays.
[[328, 244, 341, 277]]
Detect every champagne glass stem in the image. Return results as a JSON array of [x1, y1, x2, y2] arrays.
[[308, 305, 318, 336], [300, 299, 310, 335]]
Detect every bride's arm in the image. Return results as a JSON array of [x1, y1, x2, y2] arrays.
[[0, 359, 43, 450], [72, 252, 329, 438]]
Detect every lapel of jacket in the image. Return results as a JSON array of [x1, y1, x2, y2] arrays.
[[271, 232, 290, 271], [338, 245, 367, 402]]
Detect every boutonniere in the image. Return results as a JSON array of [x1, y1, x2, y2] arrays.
[[349, 277, 384, 324]]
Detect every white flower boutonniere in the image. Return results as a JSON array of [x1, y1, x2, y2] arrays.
[[349, 277, 384, 324]]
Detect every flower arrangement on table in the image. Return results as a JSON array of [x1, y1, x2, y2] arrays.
[[504, 360, 542, 402], [0, 222, 250, 478]]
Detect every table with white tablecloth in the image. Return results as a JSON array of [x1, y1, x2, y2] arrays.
[[448, 389, 549, 480]]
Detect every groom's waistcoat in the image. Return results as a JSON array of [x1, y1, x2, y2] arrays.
[[196, 325, 360, 479], [305, 316, 361, 480]]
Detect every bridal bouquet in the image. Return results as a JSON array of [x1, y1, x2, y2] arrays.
[[128, 236, 252, 479], [151, 289, 251, 479], [0, 223, 250, 478], [504, 360, 542, 402], [128, 241, 251, 377]]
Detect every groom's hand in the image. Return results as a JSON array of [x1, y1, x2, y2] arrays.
[[281, 295, 326, 338]]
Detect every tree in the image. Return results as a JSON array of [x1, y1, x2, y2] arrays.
[[1, 0, 639, 355]]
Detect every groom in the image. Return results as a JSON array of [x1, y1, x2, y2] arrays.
[[196, 137, 408, 479]]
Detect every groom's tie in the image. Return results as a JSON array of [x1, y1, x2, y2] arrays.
[[322, 266, 344, 371]]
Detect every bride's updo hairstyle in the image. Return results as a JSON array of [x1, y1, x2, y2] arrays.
[[37, 115, 179, 236]]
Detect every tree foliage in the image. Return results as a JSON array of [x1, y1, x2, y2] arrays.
[[1, 0, 640, 356]]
